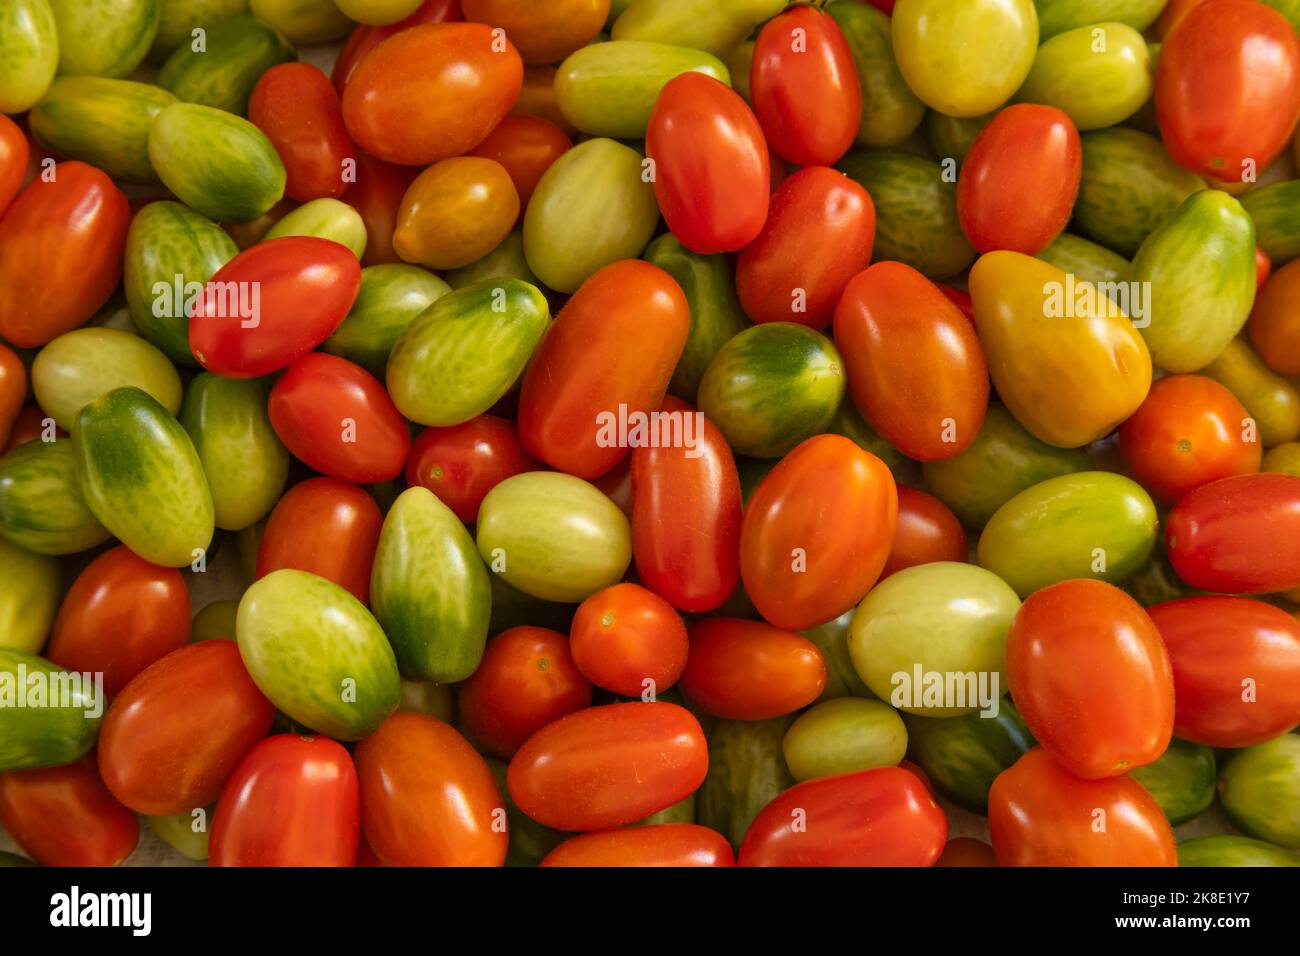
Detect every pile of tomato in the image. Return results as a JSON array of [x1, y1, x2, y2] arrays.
[[3, 0, 1300, 870]]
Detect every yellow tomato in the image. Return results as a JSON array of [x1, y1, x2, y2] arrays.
[[393, 158, 520, 271]]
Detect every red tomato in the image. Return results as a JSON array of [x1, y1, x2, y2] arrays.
[[0, 114, 27, 216], [507, 701, 707, 831], [834, 261, 989, 461], [97, 642, 275, 816], [1148, 596, 1300, 747], [739, 766, 946, 867], [938, 284, 975, 322], [0, 162, 129, 348], [735, 166, 875, 329], [190, 236, 361, 377], [457, 626, 593, 759], [0, 758, 139, 867], [0, 343, 27, 451], [569, 583, 689, 697], [631, 396, 741, 613], [405, 414, 536, 522], [460, 0, 608, 65], [333, 0, 464, 95], [936, 837, 997, 867], [2, 405, 59, 452], [592, 451, 632, 515], [740, 434, 897, 630], [355, 712, 507, 866], [518, 259, 690, 478], [342, 23, 523, 166], [645, 71, 770, 254], [249, 63, 356, 202], [1156, 0, 1300, 181], [1007, 580, 1174, 779], [268, 352, 410, 483], [468, 114, 571, 210], [1165, 473, 1300, 594], [541, 824, 735, 867], [1156, 0, 1209, 38], [680, 618, 826, 720], [957, 104, 1081, 254], [210, 735, 360, 867], [256, 477, 383, 604], [866, 0, 896, 12], [749, 6, 861, 167], [883, 486, 968, 577], [340, 151, 420, 265], [988, 748, 1177, 867], [1255, 246, 1272, 289], [46, 546, 191, 698], [1118, 374, 1260, 504]]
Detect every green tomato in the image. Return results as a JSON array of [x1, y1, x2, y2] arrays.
[[0, 439, 111, 556], [398, 679, 454, 723], [0, 0, 58, 114], [0, 648, 104, 773], [236, 568, 401, 740], [1176, 835, 1300, 867], [445, 230, 538, 291], [0, 536, 59, 653], [158, 13, 296, 115], [335, 0, 421, 26], [323, 264, 451, 379], [1128, 738, 1216, 827], [1036, 232, 1131, 287], [782, 698, 907, 782], [1218, 734, 1300, 849], [1241, 180, 1300, 265], [723, 39, 754, 104], [803, 610, 875, 701], [191, 599, 239, 642], [636, 792, 696, 826], [903, 699, 1035, 813], [1016, 22, 1151, 130], [1034, 0, 1166, 39], [696, 716, 795, 849], [0, 851, 36, 866], [487, 573, 577, 637], [248, 0, 350, 43], [147, 807, 211, 861], [923, 109, 993, 166], [848, 561, 1020, 717], [827, 1, 926, 148], [611, 0, 788, 57], [149, 0, 248, 62], [263, 198, 367, 258], [48, 0, 159, 78], [476, 471, 631, 603], [829, 401, 906, 475], [485, 757, 566, 866]]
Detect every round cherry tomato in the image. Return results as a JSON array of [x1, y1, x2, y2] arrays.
[[210, 734, 360, 867], [405, 414, 536, 523], [333, 0, 465, 95], [735, 166, 875, 329], [46, 546, 191, 698], [645, 71, 770, 254], [0, 114, 27, 216], [341, 23, 523, 166], [936, 837, 997, 867], [834, 261, 989, 460], [469, 114, 571, 210], [518, 259, 690, 478], [541, 824, 735, 867], [0, 757, 138, 867], [0, 162, 130, 349], [341, 151, 421, 265], [739, 766, 946, 867], [750, 6, 861, 167], [0, 344, 27, 452], [680, 618, 826, 720], [461, 0, 608, 65], [1165, 473, 1300, 594], [1249, 259, 1300, 376], [741, 434, 897, 630], [988, 747, 1177, 866], [392, 156, 519, 269], [882, 486, 968, 578], [256, 477, 383, 604], [1118, 374, 1260, 504], [570, 583, 689, 697], [97, 641, 276, 817], [249, 63, 356, 203], [630, 396, 741, 613], [457, 626, 593, 759], [268, 352, 411, 483], [355, 711, 507, 866], [190, 236, 362, 378], [1148, 596, 1300, 748], [507, 701, 707, 831], [957, 104, 1081, 254], [1156, 0, 1300, 182]]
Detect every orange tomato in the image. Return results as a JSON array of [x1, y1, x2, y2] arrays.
[[511, 64, 575, 133], [340, 151, 420, 266], [541, 824, 735, 867], [0, 114, 27, 216], [392, 157, 519, 269], [569, 583, 689, 697], [882, 486, 968, 578], [461, 0, 609, 65], [1249, 258, 1300, 375], [469, 114, 571, 210], [680, 618, 827, 720]]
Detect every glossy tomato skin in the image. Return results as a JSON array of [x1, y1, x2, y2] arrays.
[[541, 824, 736, 867], [680, 618, 826, 720], [355, 712, 507, 866], [457, 626, 593, 759], [739, 766, 946, 867], [989, 748, 1177, 867], [333, 0, 465, 95], [340, 151, 420, 266], [750, 6, 861, 167], [1148, 596, 1300, 747], [833, 261, 989, 460], [469, 114, 571, 210], [0, 345, 23, 451], [1156, 0, 1300, 182], [341, 23, 523, 166], [0, 114, 27, 216], [460, 0, 607, 65], [46, 546, 191, 698], [630, 396, 741, 613], [1007, 580, 1173, 780], [256, 477, 383, 604], [957, 104, 1081, 254], [646, 72, 769, 254], [249, 63, 356, 203], [735, 166, 875, 329], [268, 353, 410, 483], [518, 259, 690, 478], [882, 486, 967, 578], [741, 434, 898, 630], [405, 414, 536, 522], [1165, 473, 1300, 594], [190, 237, 362, 377], [97, 642, 276, 817], [0, 757, 139, 867], [210, 735, 360, 867], [0, 162, 130, 349], [507, 701, 707, 831], [1118, 374, 1260, 504], [570, 583, 689, 697]]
